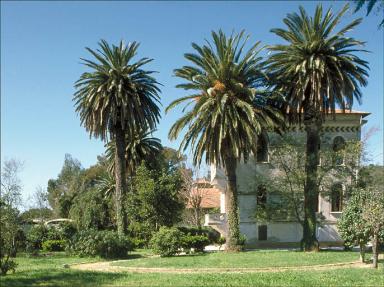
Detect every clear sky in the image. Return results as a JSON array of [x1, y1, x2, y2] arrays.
[[1, 1, 383, 204]]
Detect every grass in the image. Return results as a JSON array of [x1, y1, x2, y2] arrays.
[[0, 251, 383, 287], [112, 249, 360, 268]]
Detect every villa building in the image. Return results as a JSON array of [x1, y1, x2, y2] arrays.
[[204, 110, 370, 248]]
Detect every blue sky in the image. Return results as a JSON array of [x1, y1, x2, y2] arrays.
[[1, 1, 383, 204]]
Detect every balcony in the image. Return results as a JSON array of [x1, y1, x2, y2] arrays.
[[204, 213, 227, 236], [204, 213, 226, 225]]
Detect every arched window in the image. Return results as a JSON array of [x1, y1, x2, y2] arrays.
[[331, 183, 343, 212], [256, 132, 269, 162], [333, 136, 346, 165]]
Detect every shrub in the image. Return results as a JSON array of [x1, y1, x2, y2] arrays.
[[239, 234, 247, 248], [69, 229, 133, 259], [182, 235, 210, 253], [150, 227, 184, 257], [177, 226, 220, 244], [58, 222, 77, 240], [26, 225, 65, 253], [42, 240, 67, 252], [217, 236, 226, 250], [0, 259, 17, 276], [26, 225, 48, 252]]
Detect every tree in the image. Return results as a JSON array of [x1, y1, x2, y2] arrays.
[[105, 128, 162, 177], [353, 0, 384, 28], [73, 40, 161, 235], [360, 166, 384, 268], [254, 136, 356, 239], [47, 154, 82, 217], [167, 30, 283, 251], [338, 190, 370, 262], [1, 159, 23, 208], [0, 159, 24, 275], [180, 168, 209, 228], [69, 157, 115, 230], [127, 163, 185, 243], [266, 4, 369, 251]]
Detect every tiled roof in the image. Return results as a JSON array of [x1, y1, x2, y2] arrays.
[[186, 187, 221, 209]]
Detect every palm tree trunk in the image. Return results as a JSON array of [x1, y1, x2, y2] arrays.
[[224, 156, 241, 252], [114, 125, 127, 236], [302, 116, 321, 251]]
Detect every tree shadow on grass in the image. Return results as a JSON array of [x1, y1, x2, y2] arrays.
[[0, 269, 126, 287]]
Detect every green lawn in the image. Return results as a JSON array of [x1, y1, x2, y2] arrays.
[[112, 249, 360, 268], [1, 251, 383, 287]]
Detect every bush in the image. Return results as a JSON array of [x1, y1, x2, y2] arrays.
[[239, 234, 247, 247], [177, 226, 220, 244], [150, 227, 184, 257], [182, 235, 210, 253], [217, 236, 226, 250], [58, 222, 77, 240], [26, 225, 66, 253], [69, 229, 133, 259], [26, 225, 48, 252], [42, 240, 67, 252], [0, 259, 17, 276]]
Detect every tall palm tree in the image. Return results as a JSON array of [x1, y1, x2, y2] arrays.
[[167, 30, 283, 251], [266, 4, 369, 251], [105, 128, 162, 177], [73, 40, 161, 235]]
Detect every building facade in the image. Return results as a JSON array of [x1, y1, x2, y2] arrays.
[[204, 111, 369, 248]]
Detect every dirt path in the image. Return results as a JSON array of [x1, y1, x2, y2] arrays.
[[71, 260, 369, 274]]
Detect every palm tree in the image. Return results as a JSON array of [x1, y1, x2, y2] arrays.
[[167, 30, 283, 251], [105, 128, 162, 177], [266, 4, 369, 251], [73, 40, 161, 235], [353, 0, 384, 28]]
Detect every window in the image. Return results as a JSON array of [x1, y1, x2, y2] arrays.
[[258, 225, 268, 241], [257, 185, 267, 208], [331, 183, 343, 212], [333, 136, 346, 165], [256, 132, 269, 162]]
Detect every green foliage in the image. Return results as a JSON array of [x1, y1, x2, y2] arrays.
[[47, 154, 82, 217], [177, 226, 220, 244], [69, 229, 133, 259], [20, 208, 53, 222], [105, 128, 162, 176], [0, 200, 21, 275], [59, 221, 78, 240], [182, 235, 210, 253], [69, 187, 114, 231], [42, 240, 67, 252], [167, 29, 283, 167], [353, 0, 384, 28], [127, 163, 185, 242], [73, 39, 161, 141], [26, 224, 71, 253], [267, 4, 368, 120], [0, 259, 17, 276], [150, 227, 184, 257], [167, 29, 283, 251], [338, 191, 370, 249]]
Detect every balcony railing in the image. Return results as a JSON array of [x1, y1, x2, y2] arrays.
[[204, 213, 226, 225]]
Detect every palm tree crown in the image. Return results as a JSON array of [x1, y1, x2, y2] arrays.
[[167, 30, 282, 167], [73, 40, 161, 140], [266, 4, 369, 121], [105, 128, 162, 176]]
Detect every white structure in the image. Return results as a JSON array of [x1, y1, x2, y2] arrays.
[[205, 110, 369, 248]]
